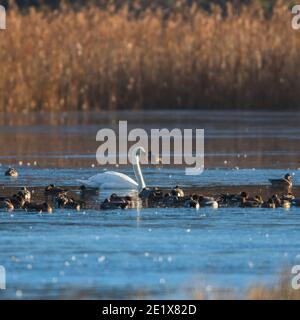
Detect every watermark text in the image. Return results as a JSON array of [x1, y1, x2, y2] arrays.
[[96, 121, 204, 175], [291, 265, 300, 290], [0, 265, 6, 290], [292, 5, 300, 30], [0, 5, 6, 30]]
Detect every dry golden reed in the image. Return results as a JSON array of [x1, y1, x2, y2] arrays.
[[247, 273, 300, 300], [0, 1, 299, 112], [191, 272, 300, 300]]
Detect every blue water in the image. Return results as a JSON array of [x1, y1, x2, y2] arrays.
[[2, 167, 300, 188], [0, 167, 300, 299], [1, 111, 300, 299]]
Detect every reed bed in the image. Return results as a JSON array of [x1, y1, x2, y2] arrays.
[[247, 273, 300, 300], [0, 1, 298, 112], [192, 272, 300, 300]]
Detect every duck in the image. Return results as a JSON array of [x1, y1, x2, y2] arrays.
[[253, 195, 264, 205], [100, 194, 132, 210], [198, 195, 218, 208], [9, 194, 26, 209], [56, 193, 69, 208], [162, 193, 180, 208], [45, 184, 67, 196], [8, 188, 31, 209], [65, 200, 82, 211], [161, 193, 173, 207], [270, 194, 290, 209], [79, 185, 99, 196], [281, 193, 295, 202], [184, 198, 200, 209], [0, 199, 14, 211], [171, 186, 184, 198], [100, 199, 128, 210], [218, 191, 248, 207], [56, 193, 83, 211], [269, 173, 292, 192], [240, 195, 263, 208], [111, 193, 136, 208], [262, 198, 276, 209], [17, 187, 31, 202], [271, 194, 282, 208], [139, 187, 164, 207], [139, 187, 163, 200], [5, 168, 18, 177], [24, 202, 53, 214]]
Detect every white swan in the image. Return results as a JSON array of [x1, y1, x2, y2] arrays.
[[78, 147, 146, 190]]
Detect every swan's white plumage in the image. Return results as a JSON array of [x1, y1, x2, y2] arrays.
[[79, 147, 146, 191], [78, 171, 139, 189]]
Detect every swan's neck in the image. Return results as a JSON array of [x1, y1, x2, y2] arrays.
[[133, 155, 146, 190]]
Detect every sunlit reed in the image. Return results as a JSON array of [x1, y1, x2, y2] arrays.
[[0, 1, 297, 112]]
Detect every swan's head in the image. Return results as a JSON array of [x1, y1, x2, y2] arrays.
[[135, 146, 146, 157], [131, 146, 146, 163]]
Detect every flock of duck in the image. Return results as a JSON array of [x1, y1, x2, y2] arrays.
[[1, 147, 298, 213], [100, 173, 297, 210], [0, 184, 85, 213], [1, 168, 298, 214]]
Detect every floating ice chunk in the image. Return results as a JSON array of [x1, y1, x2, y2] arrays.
[[98, 256, 106, 263], [16, 290, 23, 298]]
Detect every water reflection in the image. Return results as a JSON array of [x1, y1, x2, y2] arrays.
[[0, 111, 299, 299], [0, 111, 300, 169]]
